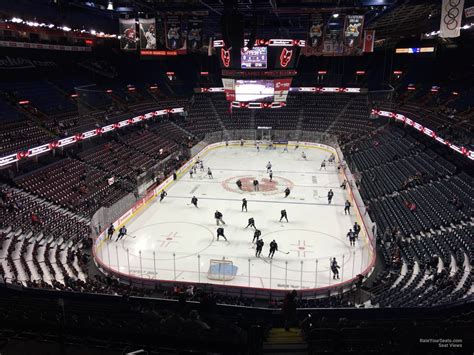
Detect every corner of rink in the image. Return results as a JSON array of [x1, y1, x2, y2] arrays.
[[92, 140, 377, 298]]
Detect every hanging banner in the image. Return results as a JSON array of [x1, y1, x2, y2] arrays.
[[274, 78, 292, 102], [465, 5, 474, 17], [344, 15, 364, 54], [187, 16, 203, 51], [119, 18, 137, 51], [363, 30, 375, 53], [322, 20, 344, 56], [165, 15, 183, 50], [139, 18, 157, 49], [440, 0, 465, 38], [308, 14, 325, 48]]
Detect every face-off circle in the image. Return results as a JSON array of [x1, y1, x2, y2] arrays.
[[222, 175, 294, 195]]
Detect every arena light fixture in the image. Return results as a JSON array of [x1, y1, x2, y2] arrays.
[[107, 1, 114, 10], [332, 13, 339, 18]]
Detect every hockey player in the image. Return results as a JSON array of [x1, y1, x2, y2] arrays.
[[207, 167, 213, 179], [269, 240, 278, 259], [284, 187, 291, 198], [320, 160, 326, 170], [347, 229, 356, 247], [191, 196, 198, 208], [331, 258, 340, 279], [240, 138, 244, 146], [256, 239, 264, 257], [283, 144, 289, 153], [116, 225, 127, 241], [215, 210, 225, 225], [280, 209, 288, 222], [190, 169, 193, 179], [252, 229, 262, 243], [216, 227, 227, 241], [245, 217, 256, 229], [344, 200, 351, 215], [242, 198, 248, 212], [160, 190, 168, 202], [236, 179, 242, 190], [200, 161, 204, 171], [353, 222, 361, 239], [193, 165, 197, 174], [301, 151, 307, 160], [107, 223, 115, 240], [253, 179, 259, 191], [327, 189, 334, 204], [295, 141, 299, 150], [340, 180, 347, 190], [269, 170, 273, 182], [256, 143, 260, 152], [328, 153, 335, 164], [266, 161, 272, 173]]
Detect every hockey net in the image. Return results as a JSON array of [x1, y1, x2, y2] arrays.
[[207, 259, 237, 281]]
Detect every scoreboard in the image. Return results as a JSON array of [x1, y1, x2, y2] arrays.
[[241, 47, 267, 69], [215, 39, 304, 70]]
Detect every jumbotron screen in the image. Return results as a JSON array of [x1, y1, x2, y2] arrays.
[[241, 47, 267, 69], [235, 79, 274, 102]]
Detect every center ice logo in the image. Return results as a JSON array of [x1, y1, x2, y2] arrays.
[[222, 175, 294, 194]]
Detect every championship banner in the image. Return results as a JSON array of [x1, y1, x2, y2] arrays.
[[139, 18, 157, 49], [187, 16, 203, 51], [344, 15, 364, 53], [363, 30, 375, 53], [119, 18, 137, 51], [322, 24, 344, 56], [222, 78, 235, 101], [465, 5, 474, 17], [274, 78, 292, 102], [165, 15, 183, 50], [308, 14, 324, 48], [440, 0, 465, 38]]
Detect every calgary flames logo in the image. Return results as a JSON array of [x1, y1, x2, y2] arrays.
[[280, 48, 293, 68], [221, 48, 231, 67]]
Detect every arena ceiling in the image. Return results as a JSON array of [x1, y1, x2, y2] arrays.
[[23, 0, 474, 45]]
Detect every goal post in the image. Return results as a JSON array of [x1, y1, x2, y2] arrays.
[[207, 258, 237, 281], [257, 126, 276, 149]]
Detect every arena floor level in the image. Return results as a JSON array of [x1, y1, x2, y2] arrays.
[[94, 143, 374, 293]]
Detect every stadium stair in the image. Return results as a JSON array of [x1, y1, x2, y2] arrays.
[[207, 97, 231, 140], [262, 328, 308, 354], [166, 119, 198, 140], [294, 108, 305, 140], [324, 97, 354, 133]]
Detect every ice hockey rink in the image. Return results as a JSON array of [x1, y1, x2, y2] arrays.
[[95, 144, 373, 291]]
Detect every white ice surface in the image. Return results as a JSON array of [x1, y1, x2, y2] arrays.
[[97, 146, 372, 291]]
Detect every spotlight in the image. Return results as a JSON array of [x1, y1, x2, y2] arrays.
[[332, 13, 339, 18], [107, 1, 114, 10]]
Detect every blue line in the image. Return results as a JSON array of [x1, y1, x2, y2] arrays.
[[167, 195, 346, 207]]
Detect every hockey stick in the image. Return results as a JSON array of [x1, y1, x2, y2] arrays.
[[278, 250, 290, 254], [126, 234, 136, 239]]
